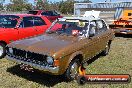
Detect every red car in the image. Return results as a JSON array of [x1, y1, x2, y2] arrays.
[[0, 14, 51, 59], [27, 10, 63, 21]]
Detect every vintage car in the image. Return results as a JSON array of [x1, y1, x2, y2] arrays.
[[6, 16, 114, 80], [0, 14, 51, 59], [27, 10, 63, 21]]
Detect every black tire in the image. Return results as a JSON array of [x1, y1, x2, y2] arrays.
[[0, 43, 6, 59], [77, 76, 87, 85], [101, 42, 111, 56], [64, 59, 80, 81]]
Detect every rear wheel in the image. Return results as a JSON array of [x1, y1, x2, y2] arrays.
[[101, 42, 111, 56], [0, 43, 6, 59], [64, 59, 80, 81]]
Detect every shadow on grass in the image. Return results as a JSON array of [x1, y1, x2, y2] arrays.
[[86, 54, 101, 65], [6, 55, 101, 87], [115, 34, 132, 38], [7, 65, 66, 87]]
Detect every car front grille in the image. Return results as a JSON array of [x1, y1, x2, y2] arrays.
[[7, 47, 48, 66]]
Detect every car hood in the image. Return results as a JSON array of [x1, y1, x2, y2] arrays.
[[8, 34, 78, 55]]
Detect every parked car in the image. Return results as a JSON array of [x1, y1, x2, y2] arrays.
[[0, 14, 51, 59], [6, 16, 114, 80], [27, 10, 63, 21], [109, 17, 132, 34]]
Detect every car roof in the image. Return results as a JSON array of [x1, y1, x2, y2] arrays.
[[61, 16, 100, 21], [0, 14, 41, 17], [29, 10, 54, 12]]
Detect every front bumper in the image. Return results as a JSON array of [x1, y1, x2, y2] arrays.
[[6, 55, 59, 74], [114, 29, 132, 34]]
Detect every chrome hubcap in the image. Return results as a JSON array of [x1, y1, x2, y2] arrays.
[[70, 62, 78, 78], [0, 45, 3, 56]]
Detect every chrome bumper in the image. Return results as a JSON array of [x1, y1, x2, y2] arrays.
[[6, 55, 59, 74]]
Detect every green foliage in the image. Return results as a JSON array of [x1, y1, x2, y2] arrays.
[[0, 0, 91, 14], [0, 3, 4, 11], [59, 1, 74, 14], [35, 0, 92, 14], [6, 0, 33, 11], [35, 0, 49, 10]]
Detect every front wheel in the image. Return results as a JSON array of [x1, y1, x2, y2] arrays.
[[64, 59, 80, 81], [0, 43, 6, 59]]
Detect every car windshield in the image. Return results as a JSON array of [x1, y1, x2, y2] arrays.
[[0, 15, 20, 28], [46, 19, 89, 36]]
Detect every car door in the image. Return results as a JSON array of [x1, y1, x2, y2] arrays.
[[77, 21, 99, 61], [33, 16, 49, 34], [86, 20, 108, 56], [0, 15, 20, 43], [85, 21, 101, 57], [95, 20, 111, 51], [18, 16, 38, 39]]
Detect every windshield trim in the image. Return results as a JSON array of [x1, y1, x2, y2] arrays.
[[46, 19, 89, 36]]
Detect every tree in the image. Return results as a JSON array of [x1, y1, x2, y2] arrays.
[[59, 0, 92, 14], [6, 0, 33, 11], [35, 0, 49, 10], [0, 0, 5, 11], [0, 3, 4, 11]]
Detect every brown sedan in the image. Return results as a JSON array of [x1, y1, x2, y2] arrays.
[[6, 17, 114, 81]]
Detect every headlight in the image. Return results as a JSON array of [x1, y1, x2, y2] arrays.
[[9, 48, 13, 54], [46, 56, 54, 66]]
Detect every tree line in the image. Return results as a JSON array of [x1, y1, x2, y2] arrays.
[[0, 0, 91, 14]]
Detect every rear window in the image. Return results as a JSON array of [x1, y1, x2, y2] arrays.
[[33, 17, 46, 26], [27, 11, 38, 15], [20, 17, 34, 27]]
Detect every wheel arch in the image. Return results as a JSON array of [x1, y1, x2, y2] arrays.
[[64, 51, 84, 72], [0, 41, 7, 45]]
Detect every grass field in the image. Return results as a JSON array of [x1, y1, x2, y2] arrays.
[[0, 35, 132, 88]]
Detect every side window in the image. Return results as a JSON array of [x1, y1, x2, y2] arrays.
[[33, 17, 46, 26], [41, 12, 49, 16], [47, 11, 54, 16], [52, 11, 59, 16], [19, 17, 33, 28], [96, 20, 107, 33], [41, 11, 53, 16], [89, 21, 97, 37], [41, 11, 58, 16]]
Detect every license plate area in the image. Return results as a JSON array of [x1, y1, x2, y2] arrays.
[[20, 64, 34, 72]]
